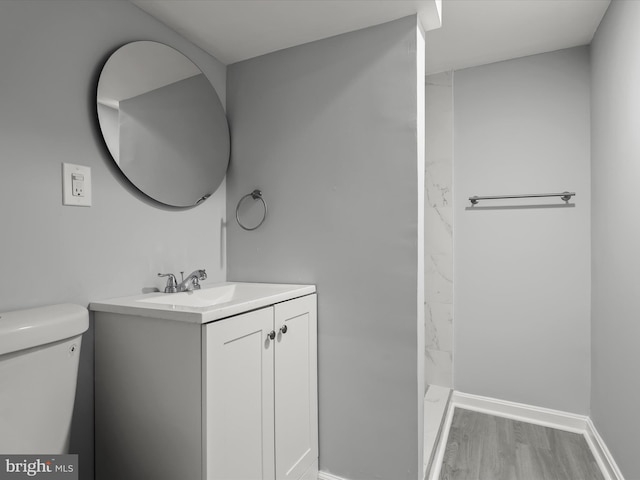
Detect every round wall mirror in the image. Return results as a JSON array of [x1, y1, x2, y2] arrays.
[[96, 41, 229, 207]]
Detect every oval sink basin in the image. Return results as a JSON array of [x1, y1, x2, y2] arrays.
[[137, 284, 237, 308]]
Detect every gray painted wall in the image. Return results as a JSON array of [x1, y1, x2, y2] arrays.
[[591, 1, 640, 477], [227, 16, 422, 480], [0, 2, 226, 478], [454, 47, 592, 414]]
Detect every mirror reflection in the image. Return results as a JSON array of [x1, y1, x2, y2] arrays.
[[97, 41, 229, 207]]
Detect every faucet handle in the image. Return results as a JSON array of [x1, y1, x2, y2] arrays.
[[157, 273, 178, 293]]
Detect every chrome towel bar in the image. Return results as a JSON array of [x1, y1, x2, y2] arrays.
[[469, 191, 575, 205]]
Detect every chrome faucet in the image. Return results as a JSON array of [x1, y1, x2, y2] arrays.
[[157, 273, 178, 293], [178, 269, 207, 292], [158, 269, 207, 293]]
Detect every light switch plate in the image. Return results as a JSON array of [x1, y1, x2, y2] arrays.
[[62, 163, 92, 206]]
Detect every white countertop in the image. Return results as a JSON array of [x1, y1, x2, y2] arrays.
[[89, 282, 316, 324]]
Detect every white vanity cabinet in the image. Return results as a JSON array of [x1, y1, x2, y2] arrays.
[[205, 295, 318, 480], [93, 287, 317, 480]]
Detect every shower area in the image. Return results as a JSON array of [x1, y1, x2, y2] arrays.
[[423, 70, 454, 477]]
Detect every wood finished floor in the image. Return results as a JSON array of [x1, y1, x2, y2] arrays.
[[439, 408, 604, 480]]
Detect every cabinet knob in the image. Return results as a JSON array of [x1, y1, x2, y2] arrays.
[[267, 330, 276, 340], [280, 325, 288, 334]]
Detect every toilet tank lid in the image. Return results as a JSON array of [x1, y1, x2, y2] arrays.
[[0, 303, 89, 356]]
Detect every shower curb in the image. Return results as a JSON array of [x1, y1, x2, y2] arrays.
[[318, 472, 348, 480], [585, 417, 626, 480]]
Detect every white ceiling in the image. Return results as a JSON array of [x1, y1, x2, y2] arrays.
[[131, 0, 610, 75], [426, 0, 610, 74]]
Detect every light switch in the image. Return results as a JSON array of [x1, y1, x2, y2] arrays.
[[62, 163, 92, 206]]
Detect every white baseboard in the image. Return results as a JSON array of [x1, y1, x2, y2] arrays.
[[451, 391, 588, 433], [318, 471, 349, 480], [442, 391, 624, 480]]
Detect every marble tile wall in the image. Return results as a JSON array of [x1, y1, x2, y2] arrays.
[[424, 72, 453, 389]]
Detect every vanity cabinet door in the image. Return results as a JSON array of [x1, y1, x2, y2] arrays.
[[204, 307, 275, 480], [274, 294, 318, 480]]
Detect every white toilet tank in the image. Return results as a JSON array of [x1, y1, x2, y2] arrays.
[[0, 303, 89, 454]]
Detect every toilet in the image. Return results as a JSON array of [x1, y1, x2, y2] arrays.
[[0, 303, 89, 454]]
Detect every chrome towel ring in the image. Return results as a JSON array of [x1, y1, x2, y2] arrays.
[[236, 189, 267, 231]]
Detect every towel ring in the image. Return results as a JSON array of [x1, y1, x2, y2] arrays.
[[236, 189, 267, 231]]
